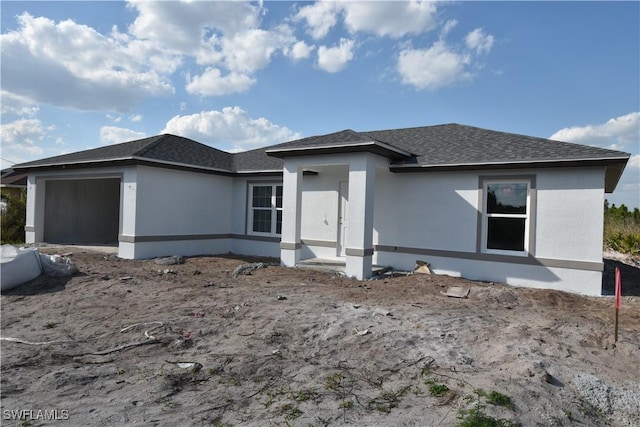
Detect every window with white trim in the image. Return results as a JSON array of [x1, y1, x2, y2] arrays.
[[248, 184, 283, 236], [482, 181, 530, 254]]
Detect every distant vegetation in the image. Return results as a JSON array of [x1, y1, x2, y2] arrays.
[[0, 191, 26, 244], [604, 199, 640, 255]]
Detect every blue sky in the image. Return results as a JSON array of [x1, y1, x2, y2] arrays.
[[1, 1, 638, 208]]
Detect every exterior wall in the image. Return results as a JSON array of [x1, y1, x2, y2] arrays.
[[535, 168, 604, 263], [124, 166, 234, 258], [24, 160, 607, 294], [373, 169, 478, 252], [372, 166, 607, 295]]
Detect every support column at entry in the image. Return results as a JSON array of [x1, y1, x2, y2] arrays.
[[280, 161, 302, 266], [345, 154, 376, 279]]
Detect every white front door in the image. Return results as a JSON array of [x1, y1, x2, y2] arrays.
[[337, 181, 349, 257]]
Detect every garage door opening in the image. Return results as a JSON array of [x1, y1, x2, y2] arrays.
[[44, 178, 121, 244]]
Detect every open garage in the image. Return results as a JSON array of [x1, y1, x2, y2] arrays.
[[43, 178, 121, 244]]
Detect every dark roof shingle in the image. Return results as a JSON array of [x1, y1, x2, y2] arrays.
[[13, 124, 629, 191]]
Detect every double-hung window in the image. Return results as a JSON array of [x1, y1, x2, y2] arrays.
[[248, 184, 283, 236], [481, 180, 531, 255]]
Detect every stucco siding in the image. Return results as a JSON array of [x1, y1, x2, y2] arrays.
[[534, 167, 605, 262], [373, 169, 479, 252], [134, 166, 232, 237]]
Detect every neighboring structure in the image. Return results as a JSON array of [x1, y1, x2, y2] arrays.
[[1, 168, 28, 199], [13, 124, 630, 295]]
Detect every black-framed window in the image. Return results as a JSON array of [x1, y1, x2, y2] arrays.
[[482, 181, 530, 254], [249, 184, 283, 236]]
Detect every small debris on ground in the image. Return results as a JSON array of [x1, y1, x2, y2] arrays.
[[231, 262, 266, 278], [414, 260, 432, 274], [153, 255, 184, 266], [440, 286, 470, 298]]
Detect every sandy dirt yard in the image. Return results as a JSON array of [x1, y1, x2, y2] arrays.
[[1, 247, 639, 427]]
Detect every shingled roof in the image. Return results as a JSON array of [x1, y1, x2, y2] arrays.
[[13, 124, 630, 191], [14, 134, 235, 172], [265, 123, 629, 191]]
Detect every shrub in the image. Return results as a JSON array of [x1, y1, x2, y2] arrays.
[[604, 200, 640, 255], [1, 191, 26, 244]]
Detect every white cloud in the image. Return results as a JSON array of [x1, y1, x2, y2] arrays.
[[129, 114, 143, 122], [465, 28, 495, 55], [1, 13, 174, 112], [99, 126, 147, 145], [397, 41, 472, 90], [0, 118, 47, 155], [294, 1, 438, 39], [294, 1, 341, 39], [186, 68, 255, 96], [442, 19, 458, 37], [0, 91, 39, 116], [128, 1, 296, 73], [549, 112, 640, 151], [342, 1, 438, 38], [128, 0, 260, 44], [287, 40, 315, 60], [161, 106, 301, 151], [551, 113, 640, 209], [221, 26, 294, 73], [317, 38, 355, 73]]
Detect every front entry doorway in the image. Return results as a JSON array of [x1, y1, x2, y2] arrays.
[[337, 181, 349, 257]]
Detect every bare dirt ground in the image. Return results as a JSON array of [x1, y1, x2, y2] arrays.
[[1, 247, 639, 427]]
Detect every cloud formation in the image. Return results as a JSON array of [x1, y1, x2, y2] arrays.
[[317, 38, 355, 73], [398, 41, 471, 90], [295, 1, 438, 39], [1, 13, 174, 112], [186, 69, 255, 96], [100, 126, 147, 145], [549, 112, 640, 151], [550, 112, 640, 207], [161, 107, 301, 152]]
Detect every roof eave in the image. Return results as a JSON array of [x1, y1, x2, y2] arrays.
[[390, 156, 630, 192], [266, 140, 412, 160], [13, 156, 235, 176]]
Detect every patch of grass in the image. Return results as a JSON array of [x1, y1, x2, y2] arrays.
[[426, 380, 449, 397], [211, 418, 232, 427], [456, 405, 520, 427], [291, 388, 318, 402], [482, 389, 515, 410], [369, 385, 411, 414], [339, 400, 353, 409], [456, 390, 520, 427], [208, 366, 223, 376], [325, 372, 345, 393], [279, 404, 303, 421], [262, 387, 286, 408]]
